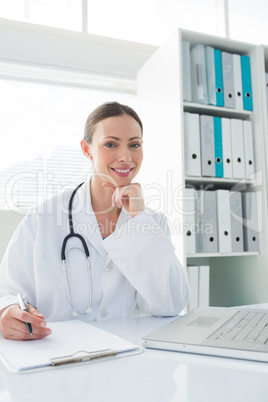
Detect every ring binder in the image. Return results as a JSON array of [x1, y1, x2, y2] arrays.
[[50, 349, 116, 366]]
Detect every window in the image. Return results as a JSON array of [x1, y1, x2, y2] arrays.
[[0, 63, 137, 211], [87, 0, 226, 45], [2, 0, 268, 47], [0, 0, 226, 45], [228, 0, 268, 45], [0, 0, 82, 32]]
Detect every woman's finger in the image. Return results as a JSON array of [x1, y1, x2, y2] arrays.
[[102, 181, 117, 191]]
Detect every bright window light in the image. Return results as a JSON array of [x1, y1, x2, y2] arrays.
[[0, 0, 82, 32], [87, 0, 225, 46], [0, 67, 137, 211], [228, 0, 268, 45]]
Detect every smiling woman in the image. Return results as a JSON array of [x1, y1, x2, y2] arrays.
[[0, 101, 190, 341], [81, 102, 145, 230]]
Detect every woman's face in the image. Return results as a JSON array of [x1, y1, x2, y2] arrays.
[[83, 114, 143, 186]]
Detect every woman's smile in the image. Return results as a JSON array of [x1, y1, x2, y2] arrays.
[[110, 167, 134, 177]]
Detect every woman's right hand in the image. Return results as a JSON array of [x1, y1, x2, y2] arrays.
[[0, 304, 52, 340]]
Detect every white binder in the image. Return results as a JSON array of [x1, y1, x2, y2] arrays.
[[243, 120, 255, 179], [233, 54, 244, 111], [216, 189, 232, 253], [184, 112, 201, 176], [187, 266, 199, 311], [183, 187, 196, 254], [195, 189, 205, 253], [190, 44, 208, 104], [198, 265, 210, 307], [242, 192, 259, 252], [266, 72, 268, 116], [182, 41, 192, 102], [200, 115, 215, 177], [203, 190, 218, 253], [231, 118, 245, 179], [221, 117, 233, 178], [229, 191, 244, 252], [187, 265, 210, 311], [205, 46, 216, 105], [222, 51, 236, 109]]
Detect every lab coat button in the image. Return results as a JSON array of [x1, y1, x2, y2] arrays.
[[104, 264, 113, 272], [100, 310, 109, 318]]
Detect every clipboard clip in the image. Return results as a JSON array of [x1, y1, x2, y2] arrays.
[[50, 349, 116, 366]]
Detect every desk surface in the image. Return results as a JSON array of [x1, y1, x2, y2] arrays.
[[1, 314, 268, 402]]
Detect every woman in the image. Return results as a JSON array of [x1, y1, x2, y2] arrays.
[[0, 102, 190, 340]]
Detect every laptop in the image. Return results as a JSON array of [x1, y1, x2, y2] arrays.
[[142, 306, 268, 362]]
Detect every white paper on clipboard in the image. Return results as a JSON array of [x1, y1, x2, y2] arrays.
[[0, 320, 142, 373]]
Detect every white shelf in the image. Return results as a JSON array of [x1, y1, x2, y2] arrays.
[[185, 176, 256, 188], [187, 251, 259, 258], [183, 102, 253, 119]]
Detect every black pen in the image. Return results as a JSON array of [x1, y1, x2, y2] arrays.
[[17, 293, 33, 335]]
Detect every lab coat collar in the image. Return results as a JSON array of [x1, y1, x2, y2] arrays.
[[71, 180, 106, 261]]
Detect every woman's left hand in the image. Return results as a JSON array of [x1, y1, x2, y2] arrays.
[[102, 182, 145, 218]]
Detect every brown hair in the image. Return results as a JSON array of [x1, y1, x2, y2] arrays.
[[84, 101, 143, 143]]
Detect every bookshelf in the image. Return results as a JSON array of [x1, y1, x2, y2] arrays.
[[137, 29, 268, 307]]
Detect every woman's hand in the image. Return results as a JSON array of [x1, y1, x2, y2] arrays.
[[102, 182, 145, 218], [0, 304, 52, 341]]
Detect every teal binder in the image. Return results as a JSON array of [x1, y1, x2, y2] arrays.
[[214, 49, 224, 107], [213, 116, 223, 178], [241, 55, 253, 111]]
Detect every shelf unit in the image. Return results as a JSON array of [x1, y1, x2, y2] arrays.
[[137, 29, 268, 307]]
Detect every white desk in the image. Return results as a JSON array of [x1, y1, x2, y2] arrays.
[[0, 315, 268, 402]]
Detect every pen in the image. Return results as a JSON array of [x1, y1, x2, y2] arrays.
[[17, 293, 32, 335]]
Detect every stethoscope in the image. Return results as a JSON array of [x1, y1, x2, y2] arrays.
[[61, 182, 92, 316]]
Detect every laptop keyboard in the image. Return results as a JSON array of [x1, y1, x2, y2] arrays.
[[208, 310, 268, 344]]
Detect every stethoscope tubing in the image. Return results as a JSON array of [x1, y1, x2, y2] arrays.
[[61, 182, 92, 316]]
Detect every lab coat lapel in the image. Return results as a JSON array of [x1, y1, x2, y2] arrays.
[[72, 180, 107, 262]]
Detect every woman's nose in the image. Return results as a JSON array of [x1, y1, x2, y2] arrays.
[[118, 147, 132, 162]]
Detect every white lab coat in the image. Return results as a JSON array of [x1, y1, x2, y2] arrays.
[[0, 181, 190, 322]]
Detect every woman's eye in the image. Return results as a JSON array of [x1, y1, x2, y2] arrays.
[[105, 142, 116, 148], [130, 143, 141, 148]]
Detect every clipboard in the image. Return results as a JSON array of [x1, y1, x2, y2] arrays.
[[0, 320, 143, 373]]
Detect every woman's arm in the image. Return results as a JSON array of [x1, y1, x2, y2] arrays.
[[103, 209, 191, 316], [0, 213, 51, 340]]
